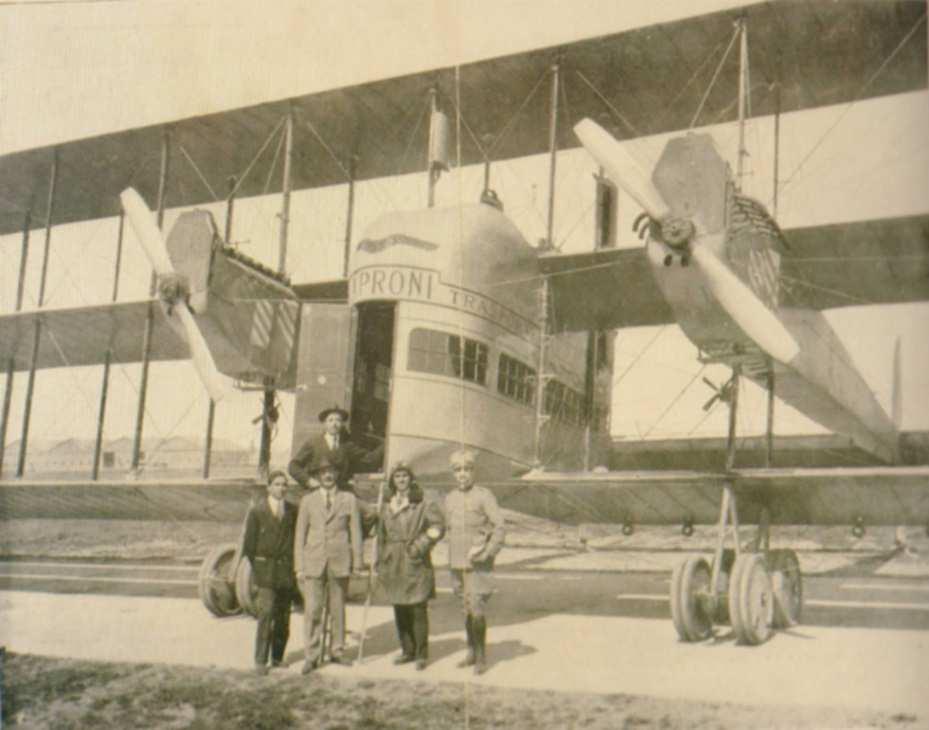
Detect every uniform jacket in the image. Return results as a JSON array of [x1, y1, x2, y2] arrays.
[[241, 498, 297, 590], [375, 490, 445, 605], [294, 487, 363, 578], [288, 432, 382, 488], [444, 484, 506, 570]]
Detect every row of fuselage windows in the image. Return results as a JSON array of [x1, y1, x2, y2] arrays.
[[407, 327, 586, 425]]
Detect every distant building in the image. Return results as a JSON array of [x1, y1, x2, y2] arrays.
[[1, 436, 252, 478]]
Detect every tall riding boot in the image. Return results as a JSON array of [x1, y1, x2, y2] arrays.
[[456, 614, 475, 667], [471, 616, 487, 675]]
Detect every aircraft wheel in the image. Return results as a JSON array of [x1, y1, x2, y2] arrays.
[[670, 556, 714, 642], [768, 549, 803, 628], [198, 543, 242, 617], [235, 557, 259, 618], [728, 553, 774, 645]]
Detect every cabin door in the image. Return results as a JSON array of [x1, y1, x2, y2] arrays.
[[291, 302, 354, 455], [348, 302, 395, 467]]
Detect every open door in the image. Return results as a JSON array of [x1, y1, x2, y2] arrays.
[[291, 302, 355, 454], [348, 302, 395, 467]]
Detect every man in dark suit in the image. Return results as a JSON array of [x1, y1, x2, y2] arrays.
[[294, 453, 364, 672], [288, 404, 383, 489], [241, 469, 298, 675]]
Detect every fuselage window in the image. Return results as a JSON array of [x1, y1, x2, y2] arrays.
[[544, 379, 584, 425], [408, 328, 488, 385], [497, 353, 536, 406]]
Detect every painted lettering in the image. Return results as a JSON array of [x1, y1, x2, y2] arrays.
[[349, 265, 534, 339], [409, 270, 423, 297], [355, 271, 370, 296], [371, 269, 385, 295], [388, 269, 405, 296]]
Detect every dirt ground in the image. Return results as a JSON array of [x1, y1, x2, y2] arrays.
[[3, 652, 924, 730], [2, 517, 928, 728]]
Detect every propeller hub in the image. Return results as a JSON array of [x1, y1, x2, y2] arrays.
[[659, 217, 695, 249], [157, 273, 191, 309]]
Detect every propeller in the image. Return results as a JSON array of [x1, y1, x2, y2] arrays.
[[574, 118, 800, 366], [689, 234, 799, 364], [120, 188, 227, 402], [701, 376, 734, 411]]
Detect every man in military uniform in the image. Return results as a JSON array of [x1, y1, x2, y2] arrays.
[[289, 405, 383, 489], [294, 453, 364, 672], [241, 469, 298, 675], [444, 449, 505, 675]]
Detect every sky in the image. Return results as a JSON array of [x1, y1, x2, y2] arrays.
[[0, 0, 927, 468]]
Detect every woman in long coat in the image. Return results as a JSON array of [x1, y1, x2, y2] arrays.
[[375, 462, 445, 670]]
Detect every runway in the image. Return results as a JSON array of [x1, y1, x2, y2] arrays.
[[1, 557, 927, 715]]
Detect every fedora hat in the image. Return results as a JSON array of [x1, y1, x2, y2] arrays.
[[318, 404, 350, 422]]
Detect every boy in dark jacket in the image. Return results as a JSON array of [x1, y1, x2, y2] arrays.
[[242, 469, 298, 675]]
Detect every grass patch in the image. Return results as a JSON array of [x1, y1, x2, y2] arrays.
[[1, 652, 921, 729]]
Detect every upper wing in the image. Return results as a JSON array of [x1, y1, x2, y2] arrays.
[[1, 1, 923, 236], [540, 247, 673, 332], [480, 466, 929, 527], [0, 300, 188, 371], [781, 214, 929, 309]]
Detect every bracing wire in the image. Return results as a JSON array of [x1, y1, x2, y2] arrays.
[[778, 10, 927, 197], [229, 116, 287, 199], [574, 70, 641, 138], [689, 24, 741, 129], [178, 146, 220, 203], [642, 365, 707, 439]]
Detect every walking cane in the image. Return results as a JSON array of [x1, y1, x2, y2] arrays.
[[357, 478, 385, 664]]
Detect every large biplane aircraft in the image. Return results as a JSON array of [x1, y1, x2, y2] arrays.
[[1, 1, 928, 644]]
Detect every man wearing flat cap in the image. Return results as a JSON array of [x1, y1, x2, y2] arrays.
[[289, 404, 383, 490], [294, 452, 364, 672]]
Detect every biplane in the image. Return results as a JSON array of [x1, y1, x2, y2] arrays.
[[1, 1, 928, 645]]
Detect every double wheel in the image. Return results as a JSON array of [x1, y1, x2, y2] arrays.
[[200, 544, 306, 618], [670, 548, 802, 645]]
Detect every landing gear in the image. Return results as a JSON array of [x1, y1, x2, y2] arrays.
[[199, 543, 305, 618], [669, 366, 803, 646], [669, 493, 799, 645]]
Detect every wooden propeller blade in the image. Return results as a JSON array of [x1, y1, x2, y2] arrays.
[[691, 235, 799, 365], [574, 119, 670, 219]]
